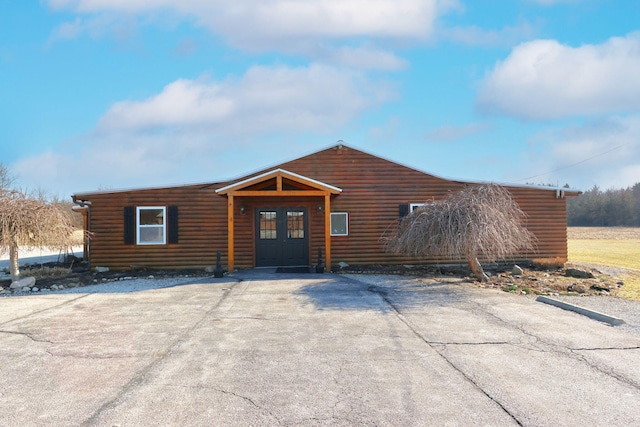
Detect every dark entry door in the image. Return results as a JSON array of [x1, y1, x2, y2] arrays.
[[256, 208, 309, 267]]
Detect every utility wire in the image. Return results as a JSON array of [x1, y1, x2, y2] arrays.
[[514, 141, 632, 183]]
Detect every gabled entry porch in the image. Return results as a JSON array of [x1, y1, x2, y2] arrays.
[[216, 169, 342, 271]]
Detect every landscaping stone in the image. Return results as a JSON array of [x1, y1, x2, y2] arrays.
[[566, 268, 594, 279], [10, 277, 36, 289], [591, 282, 615, 291], [512, 265, 524, 276], [568, 283, 588, 293]]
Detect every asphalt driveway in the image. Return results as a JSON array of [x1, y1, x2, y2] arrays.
[[1, 271, 639, 426]]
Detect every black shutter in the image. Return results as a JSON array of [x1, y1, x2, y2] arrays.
[[168, 206, 179, 244], [124, 206, 135, 244], [399, 204, 409, 219]]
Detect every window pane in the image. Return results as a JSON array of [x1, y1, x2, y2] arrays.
[[139, 209, 164, 225], [137, 207, 166, 245], [331, 213, 348, 236], [287, 211, 304, 239], [139, 226, 164, 243], [260, 211, 277, 240]]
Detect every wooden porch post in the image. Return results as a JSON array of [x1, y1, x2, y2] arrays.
[[324, 194, 331, 271], [228, 195, 234, 272]]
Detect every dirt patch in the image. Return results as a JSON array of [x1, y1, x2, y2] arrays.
[[1, 258, 626, 298], [0, 258, 213, 293], [337, 262, 624, 297]]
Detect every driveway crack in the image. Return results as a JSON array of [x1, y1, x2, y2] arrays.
[[0, 329, 53, 344], [472, 300, 640, 389], [428, 341, 512, 346], [80, 282, 240, 426], [370, 288, 524, 426], [214, 388, 282, 425], [0, 294, 90, 327], [571, 346, 640, 351], [569, 348, 640, 389]]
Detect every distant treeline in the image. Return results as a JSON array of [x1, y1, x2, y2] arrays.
[[567, 183, 640, 226]]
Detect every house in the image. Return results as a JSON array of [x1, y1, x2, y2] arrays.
[[72, 144, 579, 271]]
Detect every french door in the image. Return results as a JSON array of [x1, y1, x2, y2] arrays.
[[255, 208, 309, 267]]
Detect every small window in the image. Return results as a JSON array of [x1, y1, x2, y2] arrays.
[[330, 212, 348, 236], [410, 202, 434, 212], [137, 207, 166, 245]]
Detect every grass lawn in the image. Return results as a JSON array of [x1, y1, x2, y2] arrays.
[[568, 230, 640, 301]]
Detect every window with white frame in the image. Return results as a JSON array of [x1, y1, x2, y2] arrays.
[[330, 212, 348, 236], [410, 202, 435, 212], [137, 206, 166, 245]]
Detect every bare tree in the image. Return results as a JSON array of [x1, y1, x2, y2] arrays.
[[384, 184, 536, 281], [0, 189, 78, 282], [0, 163, 15, 192]]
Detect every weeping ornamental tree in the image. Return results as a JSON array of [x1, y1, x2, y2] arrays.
[[385, 184, 536, 281], [0, 188, 77, 283]]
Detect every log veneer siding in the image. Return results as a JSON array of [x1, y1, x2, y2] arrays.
[[74, 145, 576, 270]]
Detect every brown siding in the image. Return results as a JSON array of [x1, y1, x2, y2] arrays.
[[272, 146, 570, 265], [76, 145, 571, 270], [78, 184, 230, 269]]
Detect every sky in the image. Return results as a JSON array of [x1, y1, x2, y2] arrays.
[[2, 0, 640, 198]]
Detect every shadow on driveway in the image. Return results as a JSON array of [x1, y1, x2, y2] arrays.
[[295, 274, 471, 312]]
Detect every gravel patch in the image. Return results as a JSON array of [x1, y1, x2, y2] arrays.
[[53, 277, 220, 294], [554, 295, 640, 337]]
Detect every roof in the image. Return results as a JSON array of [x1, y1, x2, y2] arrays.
[[72, 143, 582, 198]]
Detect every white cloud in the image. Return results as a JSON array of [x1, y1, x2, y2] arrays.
[[424, 122, 491, 141], [13, 63, 395, 195], [11, 133, 301, 196], [46, 1, 460, 69], [314, 46, 408, 71], [477, 33, 640, 120], [98, 79, 235, 131], [49, 17, 85, 41], [47, 0, 452, 45], [511, 116, 640, 189], [440, 21, 537, 47], [47, 13, 138, 46], [98, 64, 395, 134]]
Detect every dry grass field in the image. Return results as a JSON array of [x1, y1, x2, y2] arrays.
[[568, 227, 640, 301]]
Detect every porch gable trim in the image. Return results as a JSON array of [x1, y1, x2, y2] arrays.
[[215, 168, 342, 195]]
